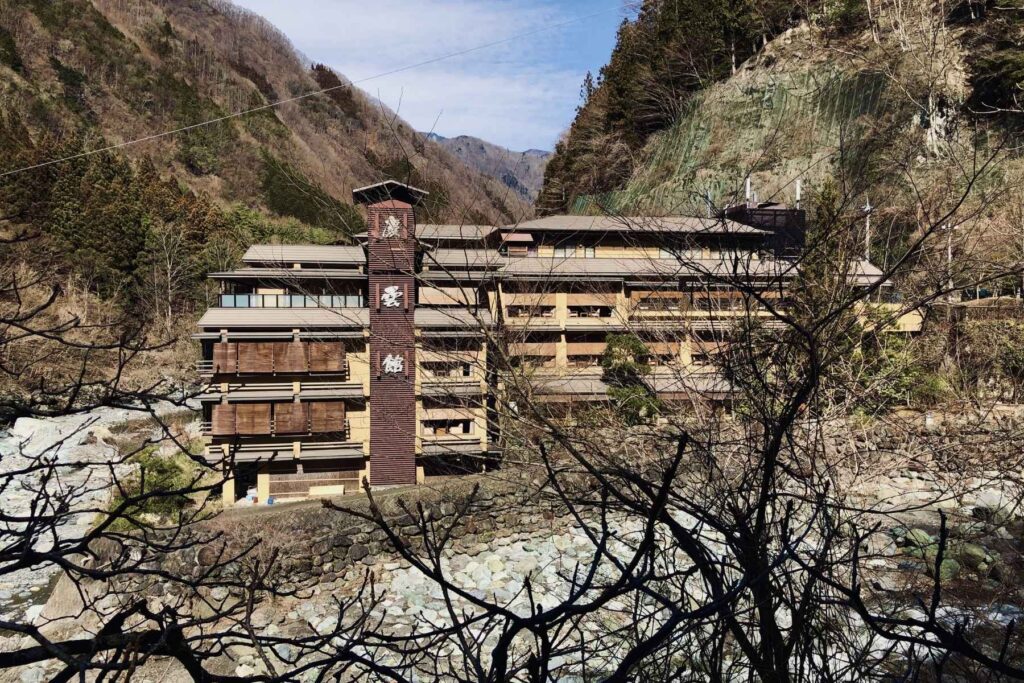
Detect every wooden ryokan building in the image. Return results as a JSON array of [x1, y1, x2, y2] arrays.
[[196, 181, 899, 504]]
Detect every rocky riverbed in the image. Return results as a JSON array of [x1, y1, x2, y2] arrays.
[[0, 402, 197, 624]]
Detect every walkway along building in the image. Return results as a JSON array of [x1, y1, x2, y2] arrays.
[[196, 181, 910, 504]]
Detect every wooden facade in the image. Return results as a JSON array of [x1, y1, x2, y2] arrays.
[[198, 190, 900, 504]]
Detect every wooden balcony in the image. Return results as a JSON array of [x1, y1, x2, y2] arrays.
[[198, 358, 350, 378], [206, 440, 365, 463], [508, 342, 557, 356], [198, 381, 364, 402], [420, 376, 484, 397], [420, 434, 483, 456], [202, 418, 351, 439], [206, 341, 348, 377], [206, 402, 349, 438]]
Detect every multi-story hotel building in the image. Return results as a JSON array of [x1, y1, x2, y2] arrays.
[[196, 181, 895, 504]]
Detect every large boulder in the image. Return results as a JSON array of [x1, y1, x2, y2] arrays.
[[926, 558, 961, 583], [904, 528, 934, 548], [952, 542, 992, 571]]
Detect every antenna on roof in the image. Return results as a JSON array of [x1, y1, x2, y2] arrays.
[[863, 196, 874, 261], [745, 177, 752, 203], [795, 179, 802, 209], [705, 190, 713, 218]]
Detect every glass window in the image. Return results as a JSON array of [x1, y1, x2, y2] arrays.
[[553, 242, 575, 258], [583, 246, 595, 258]]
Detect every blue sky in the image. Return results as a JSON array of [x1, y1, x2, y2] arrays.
[[232, 0, 630, 152]]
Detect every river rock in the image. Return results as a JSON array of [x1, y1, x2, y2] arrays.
[[905, 529, 934, 548]]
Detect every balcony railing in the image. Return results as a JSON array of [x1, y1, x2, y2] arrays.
[[421, 376, 483, 397], [197, 358, 350, 377], [421, 433, 482, 455], [202, 418, 351, 439], [219, 294, 365, 309]]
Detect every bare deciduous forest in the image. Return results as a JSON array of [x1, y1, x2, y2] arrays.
[[3, 0, 1024, 680]]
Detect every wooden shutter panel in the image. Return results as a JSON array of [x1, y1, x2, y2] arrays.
[[238, 343, 274, 373], [212, 343, 237, 374], [211, 404, 237, 436], [236, 403, 272, 435], [274, 403, 308, 435], [274, 342, 308, 373], [310, 401, 346, 434], [308, 342, 344, 372]]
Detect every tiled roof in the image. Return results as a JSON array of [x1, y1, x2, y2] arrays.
[[209, 268, 364, 280], [423, 249, 506, 269], [499, 256, 796, 279], [197, 307, 494, 330], [197, 308, 369, 329], [242, 245, 365, 266], [417, 224, 498, 241], [230, 244, 884, 285], [507, 215, 767, 235]]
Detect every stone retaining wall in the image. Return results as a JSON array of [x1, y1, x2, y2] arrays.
[[822, 409, 1024, 467], [160, 472, 567, 588], [150, 409, 1024, 587]]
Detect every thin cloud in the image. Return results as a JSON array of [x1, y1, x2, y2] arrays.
[[232, 0, 615, 150]]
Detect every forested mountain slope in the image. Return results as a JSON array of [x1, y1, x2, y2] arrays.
[[541, 0, 1024, 251], [0, 0, 532, 412], [0, 0, 526, 303]]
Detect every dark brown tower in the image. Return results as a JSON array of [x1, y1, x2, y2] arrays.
[[355, 181, 428, 486]]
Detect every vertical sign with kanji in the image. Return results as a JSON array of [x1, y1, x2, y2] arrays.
[[359, 185, 419, 486]]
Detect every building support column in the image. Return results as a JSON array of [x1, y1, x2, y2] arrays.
[[220, 465, 236, 508], [257, 463, 270, 503]]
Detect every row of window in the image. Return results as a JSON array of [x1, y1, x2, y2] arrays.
[[421, 362, 473, 378], [220, 294, 366, 309]]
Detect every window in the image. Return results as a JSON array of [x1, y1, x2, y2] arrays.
[[509, 306, 555, 318], [423, 420, 473, 436], [568, 306, 611, 318], [582, 246, 596, 258], [553, 242, 575, 258]]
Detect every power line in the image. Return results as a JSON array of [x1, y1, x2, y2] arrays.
[[0, 5, 622, 179]]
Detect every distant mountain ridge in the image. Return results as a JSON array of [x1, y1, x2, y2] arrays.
[[425, 133, 551, 203]]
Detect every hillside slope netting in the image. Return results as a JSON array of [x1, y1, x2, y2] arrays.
[[573, 66, 894, 216]]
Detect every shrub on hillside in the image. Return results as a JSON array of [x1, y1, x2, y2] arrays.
[[108, 445, 202, 530], [0, 26, 22, 73]]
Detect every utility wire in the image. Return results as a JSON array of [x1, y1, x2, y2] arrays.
[[0, 5, 622, 179]]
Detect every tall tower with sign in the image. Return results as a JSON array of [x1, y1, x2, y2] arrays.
[[354, 181, 426, 486]]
